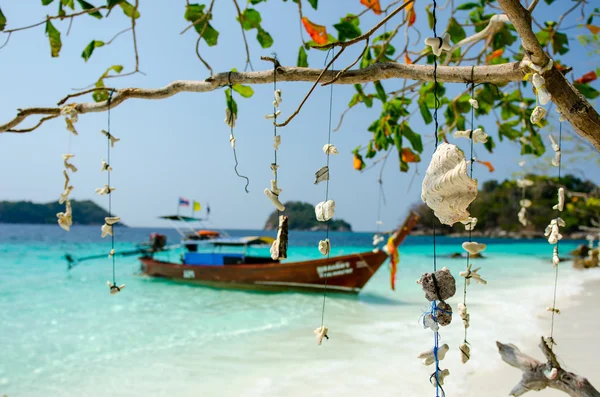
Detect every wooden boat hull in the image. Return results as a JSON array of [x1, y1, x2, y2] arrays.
[[139, 250, 389, 294]]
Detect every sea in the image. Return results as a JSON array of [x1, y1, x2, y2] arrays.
[[0, 224, 598, 397]]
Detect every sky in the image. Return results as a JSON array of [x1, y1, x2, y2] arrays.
[[0, 0, 599, 231]]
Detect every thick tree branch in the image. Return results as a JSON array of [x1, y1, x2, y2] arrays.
[[498, 0, 600, 152], [0, 62, 524, 133]]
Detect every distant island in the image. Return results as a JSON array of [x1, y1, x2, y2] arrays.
[[0, 200, 113, 225], [412, 174, 599, 238], [264, 201, 352, 231]]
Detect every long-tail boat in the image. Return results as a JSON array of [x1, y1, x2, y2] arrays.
[[139, 212, 419, 294]]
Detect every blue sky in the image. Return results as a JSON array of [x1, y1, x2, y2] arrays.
[[0, 1, 598, 231]]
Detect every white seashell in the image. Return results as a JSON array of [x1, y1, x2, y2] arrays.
[[423, 313, 439, 332], [431, 368, 450, 387], [224, 108, 236, 128], [520, 199, 532, 208], [101, 223, 113, 238], [518, 206, 528, 226], [56, 200, 73, 231], [318, 239, 330, 256], [229, 134, 236, 149], [273, 89, 282, 107], [517, 179, 534, 188], [462, 242, 486, 255], [521, 58, 553, 74], [64, 158, 77, 173], [552, 246, 559, 266], [453, 130, 471, 140], [547, 224, 563, 245], [59, 186, 74, 205], [315, 200, 335, 222], [544, 367, 558, 380], [472, 128, 488, 144], [105, 216, 120, 225], [552, 188, 565, 211], [458, 303, 468, 320], [555, 106, 566, 122], [418, 344, 449, 366], [421, 143, 478, 226], [270, 215, 288, 260], [460, 217, 477, 231], [469, 99, 479, 109], [107, 281, 125, 295], [314, 166, 329, 185], [65, 118, 78, 135], [530, 106, 547, 125], [424, 33, 451, 57], [460, 263, 487, 286], [372, 234, 385, 246], [100, 159, 112, 172], [265, 110, 281, 120], [459, 343, 470, 364], [109, 248, 116, 258], [519, 160, 526, 167], [314, 325, 328, 345], [532, 73, 545, 89], [323, 144, 339, 155], [274, 135, 281, 150], [95, 184, 115, 195], [100, 130, 120, 147], [549, 134, 560, 152], [551, 151, 561, 167], [270, 163, 279, 176], [538, 87, 551, 105], [63, 170, 70, 190], [264, 187, 285, 212]]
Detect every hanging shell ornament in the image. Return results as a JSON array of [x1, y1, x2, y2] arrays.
[[63, 170, 70, 190], [63, 154, 78, 173], [100, 159, 112, 172], [553, 187, 565, 211], [555, 107, 566, 122], [101, 217, 120, 238], [422, 313, 439, 332], [264, 180, 285, 211], [551, 151, 561, 167], [453, 128, 488, 144], [530, 106, 547, 126], [552, 246, 560, 266], [462, 242, 486, 255], [460, 263, 487, 286], [229, 134, 236, 149], [100, 129, 120, 147], [517, 178, 534, 188], [273, 89, 282, 107], [421, 143, 478, 226], [431, 368, 450, 387], [520, 199, 532, 208], [372, 234, 385, 246], [418, 343, 449, 366], [59, 186, 74, 205], [318, 239, 330, 256], [274, 135, 281, 150], [544, 218, 565, 245], [315, 200, 335, 222], [62, 105, 79, 136], [56, 200, 73, 231], [459, 342, 470, 364], [532, 73, 551, 106], [270, 215, 288, 260], [323, 144, 339, 155], [549, 134, 560, 152], [518, 206, 528, 226], [95, 184, 115, 195], [418, 267, 456, 302], [224, 108, 236, 128], [458, 303, 469, 328], [436, 301, 453, 326], [424, 33, 451, 56], [109, 248, 116, 258], [107, 281, 125, 295], [265, 110, 281, 120], [469, 99, 479, 109], [314, 166, 329, 184], [461, 217, 477, 231], [314, 325, 328, 345]]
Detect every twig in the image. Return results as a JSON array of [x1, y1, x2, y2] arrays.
[[232, 0, 254, 72], [7, 114, 60, 133], [528, 0, 541, 13], [57, 87, 117, 106], [106, 27, 132, 45], [131, 0, 141, 73], [196, 36, 214, 75], [2, 6, 107, 34], [322, 39, 369, 86]]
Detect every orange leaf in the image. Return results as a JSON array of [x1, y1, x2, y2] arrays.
[[554, 61, 566, 71], [301, 17, 328, 45], [476, 160, 495, 172], [360, 0, 382, 15], [404, 0, 414, 11], [407, 8, 416, 27], [587, 25, 600, 34], [486, 49, 504, 63], [353, 155, 365, 170], [575, 71, 597, 84], [404, 53, 412, 65], [401, 148, 418, 163]]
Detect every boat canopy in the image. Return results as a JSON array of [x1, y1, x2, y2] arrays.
[[208, 236, 275, 246]]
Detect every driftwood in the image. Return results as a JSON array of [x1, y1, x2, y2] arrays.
[[270, 215, 288, 260], [497, 337, 600, 397]]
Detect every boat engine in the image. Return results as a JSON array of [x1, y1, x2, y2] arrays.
[[149, 233, 167, 252]]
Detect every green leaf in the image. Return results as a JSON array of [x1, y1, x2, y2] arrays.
[[225, 88, 238, 117], [297, 46, 308, 67], [42, 0, 55, 5], [394, 127, 403, 152], [400, 122, 423, 153], [333, 14, 361, 42], [92, 80, 109, 102], [45, 20, 62, 57], [81, 40, 104, 61], [61, 0, 75, 9], [0, 8, 6, 31], [307, 0, 318, 10], [119, 0, 140, 19], [185, 4, 218, 46], [551, 31, 569, 55], [574, 83, 600, 99], [250, 0, 266, 3], [447, 18, 466, 43], [256, 26, 273, 48], [492, 25, 517, 50], [456, 2, 478, 10], [419, 101, 433, 124], [483, 135, 496, 153], [360, 48, 372, 69], [76, 0, 103, 18], [239, 8, 261, 30], [374, 81, 386, 102], [544, 0, 556, 4], [232, 84, 254, 98]]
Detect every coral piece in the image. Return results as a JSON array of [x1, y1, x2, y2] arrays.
[[461, 217, 477, 231], [105, 216, 120, 225], [101, 159, 112, 172], [458, 303, 470, 328], [265, 110, 281, 120], [421, 143, 478, 226], [229, 134, 236, 149], [264, 180, 285, 211], [322, 144, 339, 155], [59, 186, 74, 205], [462, 242, 487, 255], [532, 73, 545, 89], [318, 238, 330, 256], [225, 108, 236, 128], [431, 368, 450, 387], [424, 33, 451, 56], [63, 170, 70, 190], [270, 215, 288, 260], [532, 73, 552, 105], [109, 248, 115, 258], [469, 99, 479, 109], [372, 234, 385, 246], [314, 325, 328, 345], [422, 313, 439, 332], [101, 223, 113, 238], [552, 246, 559, 267], [100, 129, 120, 147], [530, 106, 547, 126], [107, 281, 125, 295], [520, 199, 532, 208], [436, 301, 453, 326], [57, 200, 73, 231], [270, 163, 279, 176], [273, 89, 282, 107], [314, 166, 329, 185], [544, 218, 565, 245], [315, 200, 335, 222], [549, 134, 560, 152], [553, 187, 565, 211], [95, 185, 115, 195], [459, 343, 471, 364], [418, 343, 449, 366], [460, 263, 487, 286], [517, 179, 534, 188], [274, 135, 281, 150], [518, 207, 528, 226], [551, 150, 561, 167], [418, 267, 456, 302], [453, 128, 488, 144]]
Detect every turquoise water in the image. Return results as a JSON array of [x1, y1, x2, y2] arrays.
[[0, 224, 593, 396]]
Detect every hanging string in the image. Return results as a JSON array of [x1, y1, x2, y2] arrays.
[[106, 91, 116, 285], [227, 72, 250, 193], [549, 120, 563, 350], [320, 48, 335, 328], [273, 57, 279, 199]]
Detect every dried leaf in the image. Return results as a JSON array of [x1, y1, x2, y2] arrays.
[[586, 24, 600, 34], [401, 147, 420, 163], [575, 71, 597, 84], [486, 48, 504, 63], [353, 154, 365, 170], [360, 0, 381, 15], [476, 160, 495, 172], [301, 16, 328, 45], [407, 7, 416, 27], [404, 53, 412, 64]]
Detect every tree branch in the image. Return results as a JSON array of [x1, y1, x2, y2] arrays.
[[0, 62, 524, 133]]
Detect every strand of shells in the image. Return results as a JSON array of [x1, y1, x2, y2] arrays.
[[56, 107, 80, 231]]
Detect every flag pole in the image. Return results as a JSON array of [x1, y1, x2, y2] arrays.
[[177, 198, 180, 216]]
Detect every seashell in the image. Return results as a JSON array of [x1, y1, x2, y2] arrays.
[[551, 151, 561, 167], [270, 215, 288, 260], [461, 217, 477, 231], [372, 234, 385, 246], [453, 128, 487, 144], [553, 188, 565, 211], [274, 135, 281, 150], [60, 104, 78, 120], [517, 178, 534, 188], [552, 246, 559, 266], [323, 144, 339, 155], [547, 307, 560, 314], [469, 99, 479, 109], [459, 343, 470, 364], [56, 200, 73, 231], [418, 343, 449, 366], [109, 248, 116, 258], [518, 206, 528, 226], [422, 313, 439, 332], [538, 87, 551, 105], [264, 184, 285, 212], [462, 242, 486, 255], [101, 223, 113, 238], [549, 134, 560, 152], [586, 234, 596, 248], [224, 108, 236, 128], [270, 163, 279, 176], [421, 143, 478, 226], [419, 267, 456, 302], [101, 159, 112, 172], [532, 73, 545, 89], [273, 89, 282, 107], [314, 166, 329, 185], [229, 134, 236, 149], [546, 223, 563, 245], [95, 185, 115, 195], [63, 170, 70, 190], [520, 199, 532, 208], [530, 106, 546, 126], [315, 200, 335, 222], [314, 325, 328, 345], [460, 263, 487, 286], [436, 301, 453, 326], [424, 33, 451, 57], [519, 160, 526, 167], [100, 129, 120, 147], [105, 216, 120, 225], [555, 106, 566, 122], [107, 281, 125, 295], [59, 186, 74, 204], [431, 368, 450, 387], [65, 118, 78, 135], [64, 158, 77, 173], [265, 110, 281, 120], [318, 239, 330, 256], [544, 367, 558, 380]]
